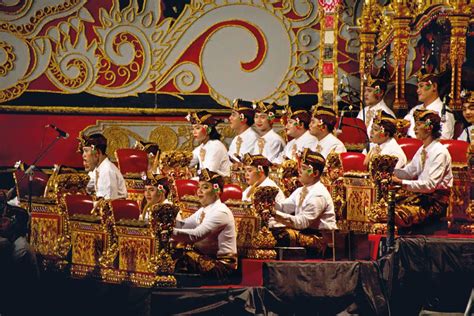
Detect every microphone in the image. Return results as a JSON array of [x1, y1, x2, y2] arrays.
[[335, 108, 346, 135], [337, 74, 347, 96], [45, 124, 69, 139]]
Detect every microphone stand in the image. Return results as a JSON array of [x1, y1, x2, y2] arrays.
[[8, 134, 65, 214]]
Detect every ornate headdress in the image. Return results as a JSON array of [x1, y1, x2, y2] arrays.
[[312, 106, 337, 128], [253, 101, 276, 120], [185, 110, 216, 126], [232, 99, 255, 121], [77, 132, 107, 153], [144, 174, 170, 194], [373, 110, 397, 135], [365, 75, 387, 93], [198, 168, 224, 192], [242, 153, 272, 170], [414, 109, 440, 127], [461, 89, 474, 104], [299, 148, 325, 172]]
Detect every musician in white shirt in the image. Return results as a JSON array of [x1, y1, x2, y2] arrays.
[[80, 133, 127, 201], [392, 110, 453, 232], [187, 111, 231, 177], [357, 77, 395, 136], [271, 149, 337, 251], [404, 73, 455, 139], [173, 169, 237, 280], [275, 106, 318, 163], [227, 99, 259, 161], [241, 153, 285, 203], [363, 110, 407, 169], [252, 102, 286, 163], [309, 106, 346, 158], [140, 174, 172, 221]]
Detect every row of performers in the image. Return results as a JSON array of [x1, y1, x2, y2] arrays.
[[78, 105, 453, 279]]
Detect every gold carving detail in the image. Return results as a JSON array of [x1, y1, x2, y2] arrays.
[[149, 126, 179, 152]]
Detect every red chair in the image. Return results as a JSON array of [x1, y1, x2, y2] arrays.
[[397, 138, 423, 161], [174, 179, 199, 200], [336, 117, 368, 152], [14, 169, 49, 198], [221, 184, 243, 203], [340, 152, 367, 172], [440, 139, 469, 164], [110, 199, 140, 221], [64, 194, 94, 216], [115, 148, 148, 174]]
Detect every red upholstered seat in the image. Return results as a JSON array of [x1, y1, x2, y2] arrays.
[[397, 138, 423, 161], [14, 169, 49, 198], [65, 194, 94, 216], [340, 152, 367, 172], [440, 139, 469, 164], [111, 199, 140, 220], [175, 179, 199, 200], [221, 184, 243, 203], [336, 117, 368, 152], [116, 148, 148, 174]]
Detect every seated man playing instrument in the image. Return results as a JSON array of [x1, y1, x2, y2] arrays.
[[392, 110, 453, 233], [140, 174, 171, 221], [187, 111, 231, 177], [79, 133, 127, 201], [172, 169, 237, 280], [363, 110, 407, 169], [241, 153, 285, 203], [458, 90, 474, 143], [271, 149, 337, 252], [309, 106, 346, 158]]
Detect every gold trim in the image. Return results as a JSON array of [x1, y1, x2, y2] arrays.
[[0, 105, 233, 115]]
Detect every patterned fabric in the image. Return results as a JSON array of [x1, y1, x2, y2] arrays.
[[174, 249, 237, 280], [271, 227, 324, 251], [394, 188, 450, 228]]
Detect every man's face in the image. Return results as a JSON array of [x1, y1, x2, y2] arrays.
[[144, 185, 163, 205], [462, 102, 474, 124], [414, 120, 431, 141], [298, 163, 317, 185], [254, 112, 271, 133], [369, 123, 388, 145], [364, 86, 381, 106], [309, 117, 324, 138], [229, 111, 243, 131], [244, 165, 262, 186], [192, 124, 208, 143], [285, 118, 302, 137], [417, 82, 437, 103], [82, 146, 100, 172], [197, 181, 218, 207]]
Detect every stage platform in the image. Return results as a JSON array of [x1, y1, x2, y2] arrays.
[[1, 235, 473, 316]]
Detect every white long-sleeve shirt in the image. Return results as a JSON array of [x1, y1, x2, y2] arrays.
[[252, 129, 286, 163], [357, 100, 395, 135], [173, 199, 237, 256], [275, 130, 319, 163], [366, 138, 407, 169], [87, 157, 127, 200], [228, 127, 259, 160], [458, 125, 473, 143], [190, 139, 231, 177], [274, 181, 337, 230], [394, 139, 452, 193], [242, 177, 285, 203], [404, 97, 455, 139], [316, 133, 347, 158]]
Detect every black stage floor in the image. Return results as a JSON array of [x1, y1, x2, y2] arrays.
[[1, 236, 473, 316]]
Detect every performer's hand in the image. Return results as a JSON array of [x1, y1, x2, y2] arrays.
[[391, 175, 403, 185]]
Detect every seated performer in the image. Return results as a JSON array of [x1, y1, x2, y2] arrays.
[[172, 169, 237, 281], [140, 174, 171, 221], [309, 106, 346, 158], [187, 111, 231, 177], [241, 153, 285, 203], [252, 102, 286, 163], [275, 104, 319, 163], [458, 90, 474, 143], [392, 110, 453, 232], [357, 76, 395, 135], [363, 110, 407, 169], [404, 72, 455, 139], [79, 133, 127, 200], [271, 149, 337, 251], [228, 99, 259, 161]]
